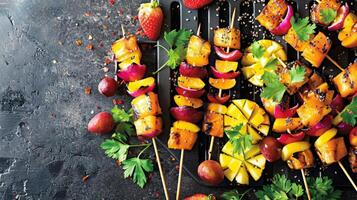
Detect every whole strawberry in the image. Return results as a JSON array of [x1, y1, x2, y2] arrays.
[[138, 0, 163, 41], [183, 0, 213, 9]]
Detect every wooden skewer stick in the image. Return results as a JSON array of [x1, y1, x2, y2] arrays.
[[326, 55, 345, 72], [115, 24, 127, 81], [152, 138, 170, 200], [338, 161, 357, 191], [176, 149, 185, 200], [176, 24, 202, 200], [208, 136, 215, 160], [301, 169, 311, 200]]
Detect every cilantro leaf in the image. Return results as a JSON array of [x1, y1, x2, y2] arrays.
[[290, 65, 306, 83], [225, 124, 252, 156], [307, 176, 342, 200], [221, 189, 251, 200], [291, 16, 316, 41], [166, 45, 186, 69], [100, 139, 129, 162], [264, 58, 278, 71], [341, 96, 357, 126], [320, 8, 337, 24], [164, 29, 192, 48], [111, 106, 133, 123], [261, 72, 286, 102], [122, 158, 153, 188], [252, 41, 265, 58]]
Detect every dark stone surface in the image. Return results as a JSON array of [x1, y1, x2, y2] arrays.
[[0, 0, 356, 200]]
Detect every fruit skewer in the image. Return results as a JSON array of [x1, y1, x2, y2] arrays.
[[206, 8, 241, 160], [167, 24, 210, 200], [256, 0, 346, 72], [113, 26, 169, 200]]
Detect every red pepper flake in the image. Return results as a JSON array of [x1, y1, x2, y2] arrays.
[[154, 192, 160, 198], [118, 8, 123, 15], [115, 160, 121, 166], [109, 0, 115, 6], [112, 32, 116, 37], [113, 99, 124, 105], [86, 43, 94, 50], [84, 12, 92, 17], [98, 42, 104, 48], [136, 27, 142, 31], [175, 165, 180, 171], [132, 15, 138, 21], [82, 175, 90, 182], [104, 57, 111, 65], [85, 87, 92, 95], [75, 39, 83, 46]]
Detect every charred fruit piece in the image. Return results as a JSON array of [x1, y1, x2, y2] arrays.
[[333, 62, 357, 98], [131, 92, 162, 119], [186, 35, 211, 67], [214, 28, 241, 49], [178, 76, 205, 91], [256, 0, 288, 31], [168, 127, 197, 150], [301, 32, 331, 68], [174, 95, 203, 109], [134, 115, 162, 139]]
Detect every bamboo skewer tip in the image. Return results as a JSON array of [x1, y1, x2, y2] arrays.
[[338, 161, 357, 192], [208, 136, 215, 160], [300, 169, 311, 200], [196, 24, 201, 37], [152, 138, 170, 200], [326, 55, 345, 72], [176, 149, 185, 200]]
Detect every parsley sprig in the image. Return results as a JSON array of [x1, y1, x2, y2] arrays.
[[153, 29, 192, 74], [251, 41, 265, 58], [307, 176, 342, 200], [289, 65, 306, 83], [341, 96, 357, 126], [291, 16, 316, 41], [225, 124, 252, 157], [255, 174, 304, 200], [221, 189, 252, 200], [261, 72, 287, 102], [100, 106, 153, 188], [320, 8, 337, 24]]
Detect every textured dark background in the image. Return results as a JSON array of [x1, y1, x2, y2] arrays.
[[0, 0, 356, 200]]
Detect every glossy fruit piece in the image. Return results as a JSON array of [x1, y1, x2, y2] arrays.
[[118, 52, 141, 70], [170, 106, 203, 123], [209, 78, 236, 90], [98, 77, 118, 97], [336, 122, 353, 136], [174, 95, 203, 109], [284, 28, 312, 52], [117, 64, 147, 82], [88, 112, 115, 134], [270, 5, 293, 35], [281, 141, 311, 161], [184, 194, 216, 200], [333, 62, 357, 98], [311, 0, 341, 26], [179, 62, 208, 79], [302, 32, 331, 68], [168, 127, 197, 150], [186, 35, 211, 67], [202, 111, 224, 138], [315, 128, 337, 148], [277, 132, 305, 145], [207, 93, 231, 104], [272, 118, 303, 133], [349, 127, 357, 146], [214, 28, 241, 49], [134, 115, 162, 139], [274, 104, 299, 118], [127, 78, 156, 97], [316, 137, 347, 165], [197, 160, 224, 186], [214, 46, 242, 61], [279, 61, 311, 95], [131, 92, 162, 119], [173, 120, 200, 133], [259, 136, 282, 162], [261, 97, 279, 117], [207, 103, 227, 114], [328, 3, 350, 31], [305, 115, 332, 137], [330, 94, 345, 115], [138, 0, 163, 40], [235, 166, 249, 185], [178, 76, 205, 90], [341, 32, 357, 48], [210, 66, 240, 79], [338, 13, 357, 41], [215, 60, 238, 73], [286, 149, 314, 170], [175, 86, 205, 98], [111, 36, 141, 61], [297, 95, 332, 127], [182, 0, 213, 9], [255, 0, 288, 31]]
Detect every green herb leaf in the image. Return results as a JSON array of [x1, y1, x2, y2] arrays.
[[291, 183, 304, 198], [221, 189, 251, 200], [100, 139, 129, 162], [225, 124, 252, 156], [122, 158, 154, 188], [341, 96, 357, 126], [291, 16, 316, 41], [307, 176, 342, 200], [264, 58, 278, 71], [111, 106, 133, 123], [320, 8, 337, 24], [261, 72, 286, 102], [252, 41, 265, 58], [167, 45, 186, 69], [164, 29, 192, 48], [289, 65, 306, 83], [115, 122, 135, 136], [112, 132, 128, 143]]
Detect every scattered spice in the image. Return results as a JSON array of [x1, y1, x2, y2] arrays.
[[85, 87, 92, 95], [109, 0, 115, 6], [75, 39, 83, 46], [113, 99, 124, 105], [86, 44, 94, 50], [84, 12, 92, 17], [102, 67, 109, 72], [104, 57, 111, 65], [82, 175, 90, 182], [88, 35, 93, 40]]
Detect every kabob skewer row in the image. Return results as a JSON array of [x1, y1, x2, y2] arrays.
[[111, 26, 169, 200]]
